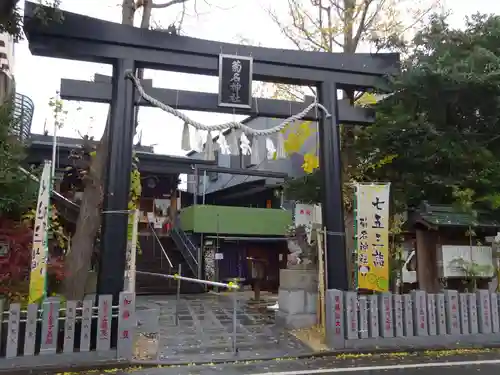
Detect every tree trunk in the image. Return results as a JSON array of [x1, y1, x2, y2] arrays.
[[62, 0, 136, 300], [63, 131, 108, 299], [140, 0, 153, 28]]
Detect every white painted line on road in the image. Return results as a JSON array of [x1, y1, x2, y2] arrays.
[[254, 358, 500, 375]]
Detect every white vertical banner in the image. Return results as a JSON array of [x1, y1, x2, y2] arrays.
[[294, 203, 314, 242], [312, 204, 322, 226], [29, 160, 52, 303], [124, 209, 139, 293]]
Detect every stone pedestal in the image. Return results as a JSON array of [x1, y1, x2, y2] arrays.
[[276, 268, 318, 329], [412, 290, 428, 336]]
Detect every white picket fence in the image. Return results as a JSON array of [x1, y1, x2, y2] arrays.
[[0, 292, 135, 361]]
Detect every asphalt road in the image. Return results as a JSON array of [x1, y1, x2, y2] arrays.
[[251, 361, 500, 375], [165, 359, 500, 375], [62, 349, 500, 375]]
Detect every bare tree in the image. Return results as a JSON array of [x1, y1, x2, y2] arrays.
[[268, 0, 442, 286], [62, 0, 192, 300]]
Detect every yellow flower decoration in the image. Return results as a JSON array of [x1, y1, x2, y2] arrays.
[[284, 132, 301, 154], [284, 121, 314, 155], [298, 121, 312, 138], [302, 153, 319, 174], [356, 92, 378, 106]]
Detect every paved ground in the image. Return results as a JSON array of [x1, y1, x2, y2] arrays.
[[52, 349, 500, 375], [136, 294, 308, 363]]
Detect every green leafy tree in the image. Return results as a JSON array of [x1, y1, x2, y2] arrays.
[[286, 13, 500, 289], [356, 14, 500, 212], [0, 0, 63, 41], [0, 102, 38, 218], [268, 0, 442, 284], [289, 13, 500, 211], [0, 0, 22, 39]]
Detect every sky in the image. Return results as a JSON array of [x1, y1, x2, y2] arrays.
[[12, 0, 500, 166]]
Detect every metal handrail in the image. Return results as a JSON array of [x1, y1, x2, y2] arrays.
[[136, 270, 239, 290], [18, 166, 80, 209], [174, 216, 198, 258], [179, 228, 198, 262], [148, 222, 173, 269], [172, 226, 198, 266], [12, 93, 34, 142]]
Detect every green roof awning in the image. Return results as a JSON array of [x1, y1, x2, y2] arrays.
[[416, 202, 500, 229]]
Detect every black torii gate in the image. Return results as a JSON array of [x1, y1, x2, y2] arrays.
[[60, 74, 374, 124], [23, 2, 399, 299]]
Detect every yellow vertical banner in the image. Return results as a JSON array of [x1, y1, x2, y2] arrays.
[[29, 160, 52, 303], [355, 183, 391, 292]]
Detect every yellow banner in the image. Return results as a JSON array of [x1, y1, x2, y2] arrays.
[[29, 243, 47, 302], [355, 183, 391, 292], [29, 161, 52, 303]]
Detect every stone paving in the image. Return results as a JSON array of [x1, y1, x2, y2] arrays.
[[136, 294, 309, 363]]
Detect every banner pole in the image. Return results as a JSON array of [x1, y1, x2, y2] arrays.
[[317, 227, 326, 337], [353, 184, 359, 291]]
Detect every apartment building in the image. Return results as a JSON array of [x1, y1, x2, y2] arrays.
[[0, 32, 34, 141], [0, 32, 15, 104], [186, 116, 317, 205]]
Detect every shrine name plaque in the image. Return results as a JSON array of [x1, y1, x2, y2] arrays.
[[218, 54, 253, 109]]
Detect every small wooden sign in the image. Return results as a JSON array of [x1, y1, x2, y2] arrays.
[[218, 54, 253, 109]]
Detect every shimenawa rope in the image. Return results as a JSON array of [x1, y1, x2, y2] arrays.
[[125, 71, 331, 136]]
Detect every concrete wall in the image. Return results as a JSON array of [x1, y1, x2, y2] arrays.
[[326, 289, 500, 350], [186, 117, 319, 194]]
